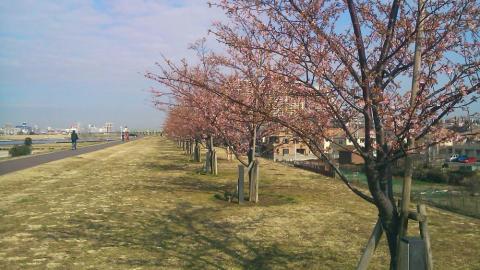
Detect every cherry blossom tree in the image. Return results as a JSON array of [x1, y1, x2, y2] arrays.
[[207, 0, 480, 268], [147, 40, 283, 201]]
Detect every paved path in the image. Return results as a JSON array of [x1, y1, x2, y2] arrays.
[[0, 140, 123, 176]]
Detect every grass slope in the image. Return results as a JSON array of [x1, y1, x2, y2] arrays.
[[0, 137, 478, 269]]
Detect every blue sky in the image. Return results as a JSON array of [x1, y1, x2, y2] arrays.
[[1, 1, 477, 131], [0, 0, 224, 130]]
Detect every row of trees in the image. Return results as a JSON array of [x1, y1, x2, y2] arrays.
[[148, 1, 479, 268]]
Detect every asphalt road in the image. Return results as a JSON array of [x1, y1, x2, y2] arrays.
[[0, 140, 124, 176]]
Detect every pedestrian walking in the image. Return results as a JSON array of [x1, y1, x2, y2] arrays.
[[71, 130, 79, 150], [124, 126, 130, 141]]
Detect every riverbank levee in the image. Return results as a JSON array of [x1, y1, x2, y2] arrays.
[[0, 137, 478, 269], [0, 140, 123, 176], [0, 134, 121, 162]]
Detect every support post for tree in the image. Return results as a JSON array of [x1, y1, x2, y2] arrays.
[[212, 149, 218, 175], [238, 165, 244, 204], [398, 0, 424, 268], [248, 126, 258, 202], [356, 218, 384, 270], [254, 160, 259, 203], [248, 161, 254, 202], [418, 204, 433, 270], [205, 150, 211, 173], [248, 160, 259, 203]]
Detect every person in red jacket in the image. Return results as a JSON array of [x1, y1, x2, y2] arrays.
[[124, 126, 130, 141]]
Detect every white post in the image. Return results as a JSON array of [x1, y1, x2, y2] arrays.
[[294, 137, 297, 162]]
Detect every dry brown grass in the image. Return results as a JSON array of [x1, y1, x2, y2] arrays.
[[0, 137, 478, 269]]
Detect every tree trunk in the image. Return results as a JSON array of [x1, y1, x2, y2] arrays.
[[365, 160, 399, 269], [205, 135, 215, 174], [205, 150, 211, 173], [194, 139, 201, 162]]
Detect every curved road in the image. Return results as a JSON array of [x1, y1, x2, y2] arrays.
[[0, 140, 124, 176]]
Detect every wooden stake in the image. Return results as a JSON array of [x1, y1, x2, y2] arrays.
[[248, 160, 258, 202], [213, 150, 218, 175], [356, 218, 384, 270], [398, 0, 424, 266], [254, 160, 259, 203], [238, 165, 244, 204], [418, 204, 433, 270]]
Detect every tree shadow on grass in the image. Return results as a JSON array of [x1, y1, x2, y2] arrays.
[[143, 202, 315, 269], [144, 162, 189, 171], [136, 174, 299, 208], [41, 203, 314, 269], [135, 175, 233, 195]]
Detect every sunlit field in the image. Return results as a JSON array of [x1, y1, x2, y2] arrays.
[[0, 137, 478, 269]]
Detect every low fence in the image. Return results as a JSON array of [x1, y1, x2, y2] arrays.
[[284, 160, 480, 219], [342, 168, 480, 219], [413, 191, 480, 219], [282, 160, 336, 178]]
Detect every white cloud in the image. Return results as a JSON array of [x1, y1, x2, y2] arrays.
[[0, 0, 225, 90], [0, 0, 226, 128]]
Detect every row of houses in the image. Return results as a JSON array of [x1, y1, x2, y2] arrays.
[[260, 127, 480, 166], [260, 128, 365, 164], [254, 92, 480, 165]]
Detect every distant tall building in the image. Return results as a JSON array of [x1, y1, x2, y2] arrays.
[[87, 124, 99, 133], [15, 122, 32, 134], [104, 122, 113, 133]]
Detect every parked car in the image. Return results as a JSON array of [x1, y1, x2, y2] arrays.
[[460, 157, 477, 164], [449, 154, 468, 162], [448, 154, 459, 162]]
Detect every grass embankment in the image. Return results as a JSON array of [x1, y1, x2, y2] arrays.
[[0, 137, 478, 269]]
